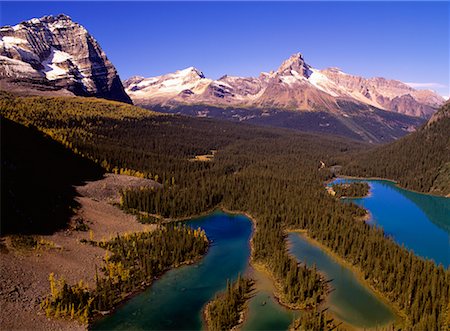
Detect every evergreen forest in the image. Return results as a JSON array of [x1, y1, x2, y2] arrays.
[[205, 275, 254, 331], [1, 93, 449, 329], [340, 102, 450, 196]]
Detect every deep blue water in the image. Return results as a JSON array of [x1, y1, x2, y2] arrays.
[[332, 178, 450, 267], [90, 178, 450, 331]]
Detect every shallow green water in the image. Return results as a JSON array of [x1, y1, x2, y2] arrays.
[[92, 202, 427, 330], [241, 266, 297, 331], [333, 178, 450, 267], [241, 290, 295, 331], [288, 233, 396, 328], [91, 211, 252, 330]]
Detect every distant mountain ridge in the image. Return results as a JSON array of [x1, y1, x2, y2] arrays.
[[0, 14, 131, 103], [123, 53, 444, 143], [124, 53, 444, 118], [0, 15, 444, 143]]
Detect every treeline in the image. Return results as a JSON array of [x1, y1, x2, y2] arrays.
[[331, 182, 369, 198], [339, 102, 450, 196], [2, 94, 449, 329], [286, 200, 449, 329], [41, 225, 208, 322], [205, 275, 254, 331], [290, 308, 337, 331], [251, 214, 325, 308]]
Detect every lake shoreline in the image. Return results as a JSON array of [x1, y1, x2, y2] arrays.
[[222, 208, 325, 312], [327, 179, 372, 199], [214, 208, 385, 330], [0, 174, 157, 331], [92, 209, 254, 330], [338, 175, 449, 198], [92, 206, 406, 330], [89, 252, 208, 328], [335, 176, 450, 267], [288, 230, 408, 328], [202, 279, 254, 331]]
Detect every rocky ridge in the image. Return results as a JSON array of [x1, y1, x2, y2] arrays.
[[0, 14, 131, 103], [125, 53, 443, 118]]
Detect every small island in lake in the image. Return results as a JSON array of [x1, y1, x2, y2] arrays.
[[331, 182, 370, 198]]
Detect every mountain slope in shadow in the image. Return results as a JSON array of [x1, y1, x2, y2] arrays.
[[1, 117, 104, 235]]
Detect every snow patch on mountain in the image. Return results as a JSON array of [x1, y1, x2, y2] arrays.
[[0, 14, 131, 103], [308, 69, 339, 97], [42, 49, 72, 80], [1, 36, 27, 45], [126, 67, 211, 98], [125, 53, 444, 117]]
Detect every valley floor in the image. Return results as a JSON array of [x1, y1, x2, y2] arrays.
[[0, 174, 157, 330]]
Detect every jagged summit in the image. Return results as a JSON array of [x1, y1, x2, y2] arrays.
[[0, 14, 73, 30], [276, 52, 312, 78], [0, 14, 131, 103], [125, 52, 444, 119], [26, 14, 73, 24], [178, 66, 205, 79]]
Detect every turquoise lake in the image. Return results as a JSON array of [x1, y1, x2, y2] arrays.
[[89, 178, 450, 330], [288, 233, 396, 328], [91, 211, 252, 330], [91, 209, 399, 330], [241, 266, 297, 331], [332, 178, 450, 267]]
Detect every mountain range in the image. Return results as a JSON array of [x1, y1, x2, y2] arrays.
[[0, 14, 445, 142], [125, 54, 442, 119]]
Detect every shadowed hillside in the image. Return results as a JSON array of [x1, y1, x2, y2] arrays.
[[1, 117, 104, 235], [341, 102, 450, 196]]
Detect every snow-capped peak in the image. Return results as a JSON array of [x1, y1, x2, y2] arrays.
[[1, 14, 80, 36], [0, 14, 132, 103], [176, 66, 205, 79], [124, 52, 444, 118], [124, 66, 212, 99], [24, 14, 73, 25]]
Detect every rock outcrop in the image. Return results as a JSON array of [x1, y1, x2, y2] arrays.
[[0, 14, 131, 103]]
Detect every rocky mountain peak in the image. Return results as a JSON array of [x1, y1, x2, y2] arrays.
[[0, 14, 131, 103], [276, 52, 312, 78], [29, 14, 73, 24]]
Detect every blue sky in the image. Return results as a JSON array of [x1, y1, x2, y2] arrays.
[[1, 1, 449, 97]]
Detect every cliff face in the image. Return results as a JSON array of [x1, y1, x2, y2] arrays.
[[0, 14, 131, 103]]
